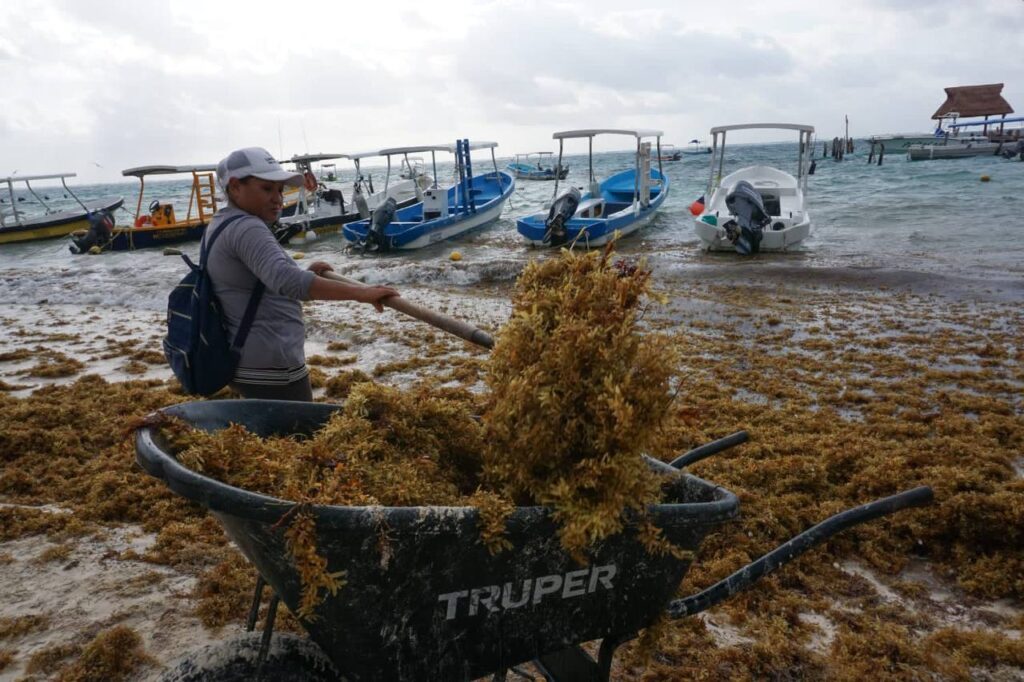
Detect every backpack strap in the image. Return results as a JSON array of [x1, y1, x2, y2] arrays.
[[231, 280, 265, 350], [200, 214, 266, 351], [199, 214, 245, 268]]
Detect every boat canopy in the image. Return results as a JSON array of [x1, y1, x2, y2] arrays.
[[122, 165, 217, 178], [553, 129, 663, 140], [947, 115, 1024, 129], [2, 172, 77, 183], [709, 123, 815, 135], [343, 150, 390, 160], [378, 141, 498, 156], [289, 153, 349, 163]]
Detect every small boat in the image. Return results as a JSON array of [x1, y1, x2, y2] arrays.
[[69, 165, 219, 254], [693, 123, 814, 254], [868, 112, 959, 151], [867, 132, 944, 151], [516, 128, 670, 248], [398, 156, 426, 180], [0, 173, 124, 245], [906, 137, 1002, 161], [343, 140, 514, 252], [681, 139, 712, 155], [505, 152, 569, 180], [278, 152, 432, 243], [655, 145, 683, 162]]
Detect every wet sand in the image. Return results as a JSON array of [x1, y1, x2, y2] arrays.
[[1, 264, 1021, 681]]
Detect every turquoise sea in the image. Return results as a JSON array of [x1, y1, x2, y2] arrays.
[[1, 142, 1022, 313]]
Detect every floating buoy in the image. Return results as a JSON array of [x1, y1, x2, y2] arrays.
[[980, 175, 991, 182], [304, 230, 318, 242], [88, 245, 102, 255], [450, 251, 462, 262], [292, 252, 305, 260], [688, 200, 705, 216]]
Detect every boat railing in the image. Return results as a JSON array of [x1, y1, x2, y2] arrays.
[[2, 173, 90, 228]]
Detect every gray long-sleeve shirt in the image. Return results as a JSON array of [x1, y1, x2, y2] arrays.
[[203, 207, 315, 372]]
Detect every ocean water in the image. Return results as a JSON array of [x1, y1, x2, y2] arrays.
[[1, 141, 1021, 314]]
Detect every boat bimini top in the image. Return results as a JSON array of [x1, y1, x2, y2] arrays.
[[552, 128, 664, 140], [709, 123, 814, 135], [121, 165, 218, 178], [513, 151, 557, 162], [376, 141, 502, 191], [549, 128, 666, 199], [1, 172, 93, 227], [706, 123, 815, 196]]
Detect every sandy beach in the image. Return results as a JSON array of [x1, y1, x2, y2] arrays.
[[1, 260, 1022, 681]]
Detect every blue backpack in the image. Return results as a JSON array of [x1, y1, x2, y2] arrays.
[[163, 216, 265, 396]]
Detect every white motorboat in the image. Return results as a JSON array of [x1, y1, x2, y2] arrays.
[[693, 123, 814, 254], [868, 112, 959, 151], [280, 152, 432, 243], [515, 129, 669, 248]]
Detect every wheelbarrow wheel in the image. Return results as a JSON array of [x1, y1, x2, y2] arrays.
[[157, 632, 340, 682]]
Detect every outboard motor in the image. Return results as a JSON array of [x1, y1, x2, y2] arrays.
[[321, 188, 344, 205], [544, 186, 581, 246], [272, 220, 304, 245], [69, 209, 114, 254], [353, 185, 370, 219], [362, 197, 397, 254], [723, 180, 770, 255]]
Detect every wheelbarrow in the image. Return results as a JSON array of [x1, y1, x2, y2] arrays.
[[134, 400, 933, 682]]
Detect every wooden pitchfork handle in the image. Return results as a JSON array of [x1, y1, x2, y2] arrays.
[[321, 270, 494, 350]]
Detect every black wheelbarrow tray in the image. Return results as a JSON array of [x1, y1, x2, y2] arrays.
[[134, 400, 933, 682]]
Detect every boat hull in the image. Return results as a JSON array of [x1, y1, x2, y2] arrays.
[[694, 215, 811, 252], [105, 221, 207, 252], [516, 168, 669, 248], [342, 172, 514, 250], [907, 141, 1001, 161], [694, 165, 810, 253], [0, 197, 125, 245]]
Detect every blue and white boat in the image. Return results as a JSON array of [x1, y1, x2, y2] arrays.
[[505, 152, 568, 180], [343, 140, 514, 252], [516, 129, 670, 248]]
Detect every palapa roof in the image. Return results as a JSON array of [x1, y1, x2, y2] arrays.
[[932, 83, 1014, 120]]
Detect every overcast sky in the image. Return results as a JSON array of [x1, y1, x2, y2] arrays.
[[2, 0, 1022, 184]]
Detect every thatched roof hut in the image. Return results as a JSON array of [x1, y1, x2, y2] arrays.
[[931, 83, 1014, 120]]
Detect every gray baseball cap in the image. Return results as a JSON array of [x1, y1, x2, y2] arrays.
[[216, 147, 303, 190]]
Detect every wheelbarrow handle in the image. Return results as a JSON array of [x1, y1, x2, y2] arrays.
[[667, 485, 934, 619], [669, 431, 749, 469]]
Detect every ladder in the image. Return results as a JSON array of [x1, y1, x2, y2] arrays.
[[192, 172, 218, 222]]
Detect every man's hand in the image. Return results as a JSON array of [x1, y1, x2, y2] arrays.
[[358, 285, 399, 313], [308, 261, 334, 277]]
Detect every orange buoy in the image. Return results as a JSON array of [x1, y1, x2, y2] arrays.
[[980, 175, 991, 182], [688, 200, 704, 216]]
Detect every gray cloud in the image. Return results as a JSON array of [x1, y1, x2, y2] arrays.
[[1, 0, 1022, 182]]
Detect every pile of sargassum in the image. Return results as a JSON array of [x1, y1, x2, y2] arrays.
[[160, 246, 683, 618]]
